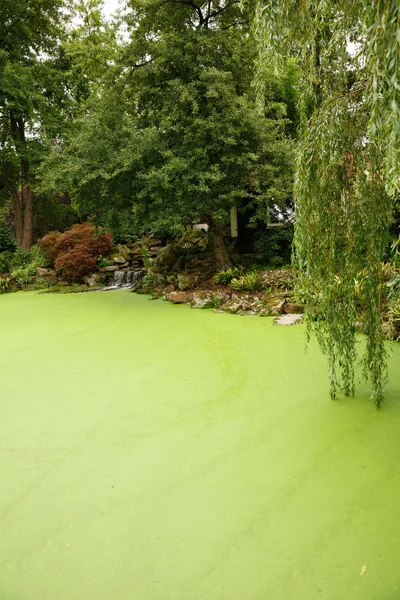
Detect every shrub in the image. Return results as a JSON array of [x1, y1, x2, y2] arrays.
[[9, 247, 32, 270], [388, 301, 400, 341], [55, 223, 112, 255], [34, 278, 51, 289], [386, 273, 400, 301], [0, 220, 16, 253], [11, 265, 35, 285], [274, 276, 294, 290], [0, 276, 9, 293], [97, 255, 112, 268], [55, 247, 99, 281], [38, 231, 62, 265], [230, 272, 263, 291], [39, 223, 113, 281], [213, 267, 243, 285], [254, 226, 294, 265], [0, 251, 13, 273]]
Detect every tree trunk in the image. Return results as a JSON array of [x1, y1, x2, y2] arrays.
[[8, 111, 34, 249], [12, 193, 24, 247], [212, 232, 232, 270], [204, 213, 232, 270], [21, 186, 34, 249]]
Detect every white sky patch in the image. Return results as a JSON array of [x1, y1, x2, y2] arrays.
[[103, 0, 122, 18]]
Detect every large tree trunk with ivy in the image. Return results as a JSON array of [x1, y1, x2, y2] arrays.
[[205, 214, 232, 271], [255, 0, 399, 405], [9, 113, 34, 249]]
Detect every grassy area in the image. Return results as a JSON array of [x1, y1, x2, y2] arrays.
[[1, 291, 400, 599]]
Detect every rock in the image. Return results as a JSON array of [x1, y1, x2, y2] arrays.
[[151, 289, 163, 298], [146, 270, 167, 290], [191, 291, 221, 309], [382, 322, 396, 339], [36, 267, 56, 278], [221, 300, 243, 314], [259, 297, 286, 316], [169, 291, 194, 304], [156, 244, 180, 268], [178, 272, 200, 291], [129, 244, 143, 257], [102, 265, 119, 272], [274, 314, 304, 326], [283, 302, 305, 314], [114, 244, 132, 261], [112, 255, 128, 265], [35, 267, 57, 285], [162, 284, 175, 296], [84, 272, 106, 287]]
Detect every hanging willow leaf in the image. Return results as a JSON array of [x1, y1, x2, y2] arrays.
[[254, 0, 399, 405]]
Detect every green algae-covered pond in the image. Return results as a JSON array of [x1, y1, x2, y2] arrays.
[[1, 290, 400, 600]]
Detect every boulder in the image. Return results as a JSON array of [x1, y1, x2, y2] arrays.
[[169, 291, 194, 304], [156, 244, 180, 268], [84, 272, 106, 287], [177, 272, 199, 291], [162, 284, 175, 297], [259, 298, 286, 316], [112, 255, 128, 265], [36, 267, 56, 278], [114, 244, 132, 261], [191, 291, 217, 309], [274, 314, 304, 326], [129, 244, 143, 257], [101, 265, 119, 272], [220, 300, 243, 314], [283, 302, 305, 314]]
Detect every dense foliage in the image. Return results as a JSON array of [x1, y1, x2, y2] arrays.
[[39, 222, 113, 280], [41, 0, 296, 242], [255, 0, 400, 405]]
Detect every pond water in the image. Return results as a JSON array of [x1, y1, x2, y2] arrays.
[[1, 291, 400, 600]]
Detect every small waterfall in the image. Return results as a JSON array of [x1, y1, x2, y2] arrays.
[[113, 270, 142, 289]]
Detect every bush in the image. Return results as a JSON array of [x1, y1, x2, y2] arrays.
[[11, 264, 36, 284], [38, 231, 62, 265], [0, 276, 9, 293], [254, 226, 294, 265], [50, 223, 113, 281], [55, 248, 99, 280], [9, 247, 32, 270], [0, 220, 16, 253], [230, 272, 263, 291], [213, 267, 243, 285], [274, 276, 294, 290], [386, 273, 400, 300], [0, 251, 13, 273], [388, 301, 400, 341]]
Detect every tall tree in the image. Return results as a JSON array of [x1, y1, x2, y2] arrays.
[[0, 0, 67, 248], [255, 1, 399, 405], [41, 0, 296, 263]]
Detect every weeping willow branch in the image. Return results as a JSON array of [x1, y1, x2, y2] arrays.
[[254, 0, 398, 406]]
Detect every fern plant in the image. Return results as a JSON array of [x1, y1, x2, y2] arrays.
[[388, 302, 400, 341], [213, 267, 243, 285], [0, 277, 9, 293], [230, 272, 263, 292]]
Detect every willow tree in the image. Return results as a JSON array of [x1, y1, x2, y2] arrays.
[[254, 1, 399, 405]]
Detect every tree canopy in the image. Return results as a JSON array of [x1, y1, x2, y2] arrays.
[[40, 0, 296, 242]]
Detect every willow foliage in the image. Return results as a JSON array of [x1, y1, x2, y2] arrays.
[[255, 1, 400, 405]]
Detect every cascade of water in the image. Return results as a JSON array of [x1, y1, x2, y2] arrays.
[[113, 270, 142, 288]]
